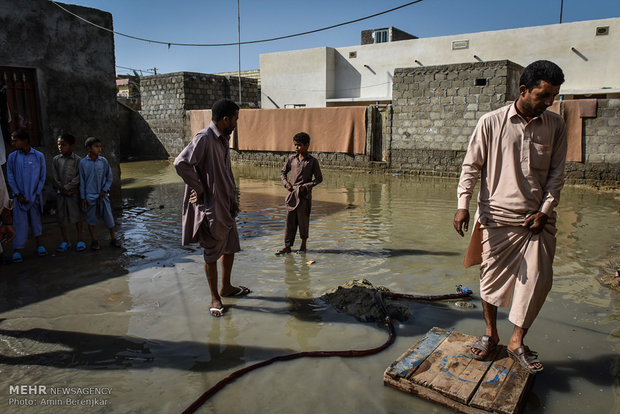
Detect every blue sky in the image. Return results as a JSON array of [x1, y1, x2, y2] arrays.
[[59, 0, 620, 76]]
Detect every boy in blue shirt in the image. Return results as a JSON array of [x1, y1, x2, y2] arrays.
[[79, 137, 121, 250], [6, 129, 48, 262]]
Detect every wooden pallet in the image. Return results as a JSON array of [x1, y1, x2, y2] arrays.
[[384, 327, 534, 414]]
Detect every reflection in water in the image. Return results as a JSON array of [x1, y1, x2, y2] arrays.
[[0, 161, 618, 414]]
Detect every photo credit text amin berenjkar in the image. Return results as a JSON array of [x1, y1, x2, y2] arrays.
[[6, 385, 112, 408]]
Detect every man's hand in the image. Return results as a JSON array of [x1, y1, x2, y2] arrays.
[[189, 189, 203, 204], [60, 187, 72, 197], [285, 183, 293, 192], [453, 209, 470, 237], [522, 212, 547, 234], [16, 195, 28, 204]]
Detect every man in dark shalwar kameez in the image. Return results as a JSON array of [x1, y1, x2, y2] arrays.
[[174, 99, 249, 317]]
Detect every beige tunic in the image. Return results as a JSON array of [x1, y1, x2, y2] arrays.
[[51, 153, 82, 225], [174, 122, 240, 263], [458, 103, 567, 224], [457, 102, 567, 328]]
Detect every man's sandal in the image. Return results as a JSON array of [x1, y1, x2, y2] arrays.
[[221, 286, 250, 297], [507, 346, 543, 374], [470, 335, 497, 361]]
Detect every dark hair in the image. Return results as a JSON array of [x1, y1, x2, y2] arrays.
[[84, 136, 101, 148], [11, 129, 30, 142], [211, 99, 239, 122], [519, 60, 565, 91], [59, 133, 76, 146], [293, 132, 310, 145]]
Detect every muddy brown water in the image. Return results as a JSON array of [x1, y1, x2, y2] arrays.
[[0, 160, 618, 413]]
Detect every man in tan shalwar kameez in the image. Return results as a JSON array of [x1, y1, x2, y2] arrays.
[[454, 61, 567, 374], [174, 99, 249, 318]]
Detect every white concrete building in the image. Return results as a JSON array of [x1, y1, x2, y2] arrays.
[[260, 18, 620, 108]]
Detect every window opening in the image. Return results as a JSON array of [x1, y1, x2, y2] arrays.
[[0, 67, 41, 146], [374, 29, 389, 44]]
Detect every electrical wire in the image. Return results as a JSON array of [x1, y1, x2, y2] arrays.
[[115, 65, 156, 74], [51, 0, 424, 47]]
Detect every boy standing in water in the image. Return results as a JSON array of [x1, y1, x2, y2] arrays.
[[277, 132, 323, 255], [51, 133, 85, 252], [6, 129, 47, 262], [79, 137, 121, 250]]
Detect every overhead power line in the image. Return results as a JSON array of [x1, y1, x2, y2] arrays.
[[116, 65, 156, 74], [51, 0, 424, 47]]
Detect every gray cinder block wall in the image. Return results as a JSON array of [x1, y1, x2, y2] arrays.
[[565, 99, 620, 184], [140, 72, 259, 157], [390, 60, 523, 176]]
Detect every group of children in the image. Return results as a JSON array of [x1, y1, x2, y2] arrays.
[[3, 130, 120, 263], [2, 128, 322, 262]]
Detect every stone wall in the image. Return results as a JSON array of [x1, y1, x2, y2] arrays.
[[140, 72, 258, 157]]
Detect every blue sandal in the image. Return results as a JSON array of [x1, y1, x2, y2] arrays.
[[75, 241, 86, 252], [37, 246, 48, 257], [12, 252, 23, 263], [56, 242, 72, 253]]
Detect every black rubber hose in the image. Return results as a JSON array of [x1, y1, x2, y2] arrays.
[[182, 288, 471, 413], [182, 292, 395, 414]]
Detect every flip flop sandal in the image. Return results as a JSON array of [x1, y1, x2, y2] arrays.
[[507, 346, 544, 374], [12, 252, 23, 263], [274, 249, 291, 256], [209, 307, 225, 317], [37, 246, 48, 257], [56, 242, 71, 253], [91, 241, 101, 251], [109, 239, 122, 248], [75, 241, 87, 252], [222, 286, 251, 297], [470, 335, 497, 361]]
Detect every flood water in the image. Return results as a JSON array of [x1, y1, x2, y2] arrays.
[[0, 160, 619, 414]]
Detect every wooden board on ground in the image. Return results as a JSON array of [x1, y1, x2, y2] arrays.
[[384, 327, 534, 414]]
